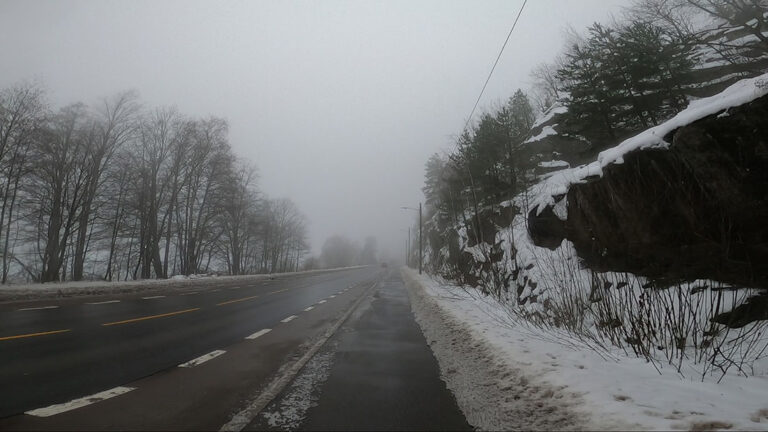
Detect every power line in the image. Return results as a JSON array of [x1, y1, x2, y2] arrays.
[[461, 0, 528, 135]]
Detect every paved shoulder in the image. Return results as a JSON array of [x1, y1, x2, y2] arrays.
[[249, 270, 472, 431]]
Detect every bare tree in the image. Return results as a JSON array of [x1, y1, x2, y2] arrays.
[[71, 91, 139, 281], [0, 82, 45, 282]]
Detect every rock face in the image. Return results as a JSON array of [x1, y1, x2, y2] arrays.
[[425, 204, 517, 293], [529, 94, 768, 290]]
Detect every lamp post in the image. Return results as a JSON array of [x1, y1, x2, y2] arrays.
[[400, 228, 410, 267], [401, 203, 423, 274]]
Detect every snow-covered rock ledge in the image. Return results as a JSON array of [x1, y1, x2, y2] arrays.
[[0, 265, 370, 303], [401, 267, 768, 431]]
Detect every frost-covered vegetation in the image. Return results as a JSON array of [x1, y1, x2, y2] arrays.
[[418, 0, 768, 379]]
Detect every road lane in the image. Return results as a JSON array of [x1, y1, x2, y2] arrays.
[[0, 266, 379, 419]]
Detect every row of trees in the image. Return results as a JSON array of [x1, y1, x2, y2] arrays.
[[424, 0, 767, 229], [303, 235, 378, 270], [532, 0, 767, 143], [0, 83, 309, 283], [422, 89, 536, 229]]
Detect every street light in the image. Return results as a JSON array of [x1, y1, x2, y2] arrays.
[[401, 203, 422, 274]]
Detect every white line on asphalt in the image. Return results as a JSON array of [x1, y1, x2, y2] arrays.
[[18, 306, 58, 311], [85, 300, 120, 305], [25, 386, 135, 417], [329, 295, 336, 298], [219, 279, 380, 432], [245, 329, 271, 340], [211, 289, 221, 292], [178, 350, 226, 368], [303, 306, 314, 312], [181, 291, 199, 296], [142, 295, 166, 300], [228, 286, 242, 290], [280, 315, 297, 323], [317, 300, 327, 304]]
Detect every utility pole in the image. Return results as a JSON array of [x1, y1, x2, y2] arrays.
[[419, 202, 423, 274], [400, 204, 423, 274], [407, 226, 411, 268]]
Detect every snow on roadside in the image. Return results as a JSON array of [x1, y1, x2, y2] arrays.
[[259, 348, 336, 430], [402, 268, 594, 431], [0, 265, 370, 302], [402, 267, 768, 431]]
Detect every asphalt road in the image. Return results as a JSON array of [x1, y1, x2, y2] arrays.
[[0, 266, 380, 429], [250, 270, 471, 431]]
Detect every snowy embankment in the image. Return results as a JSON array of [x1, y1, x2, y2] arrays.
[[402, 267, 768, 431], [0, 266, 369, 302], [530, 73, 768, 214]]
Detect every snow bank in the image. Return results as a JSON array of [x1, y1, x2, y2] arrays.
[[403, 267, 768, 431], [403, 268, 593, 431], [531, 73, 768, 215]]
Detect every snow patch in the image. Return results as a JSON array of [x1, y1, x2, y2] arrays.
[[525, 125, 558, 144], [258, 349, 335, 430], [530, 73, 768, 215]]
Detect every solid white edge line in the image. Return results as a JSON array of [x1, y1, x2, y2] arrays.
[[85, 300, 120, 305], [303, 306, 314, 312], [245, 329, 271, 340], [178, 350, 226, 368], [18, 306, 59, 311], [25, 386, 135, 417], [141, 295, 166, 300], [280, 315, 297, 323]]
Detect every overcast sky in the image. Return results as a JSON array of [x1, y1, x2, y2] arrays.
[[1, 0, 630, 260]]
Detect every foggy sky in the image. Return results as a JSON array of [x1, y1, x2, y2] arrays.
[[1, 0, 630, 260]]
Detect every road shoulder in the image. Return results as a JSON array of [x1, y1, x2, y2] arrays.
[[248, 269, 471, 431]]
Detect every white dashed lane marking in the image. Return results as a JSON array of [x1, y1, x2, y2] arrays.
[[18, 306, 59, 311], [245, 329, 271, 340], [85, 300, 120, 305], [317, 300, 327, 304], [178, 350, 226, 368], [25, 386, 135, 417], [181, 291, 199, 296], [303, 306, 314, 311], [141, 295, 165, 300], [329, 295, 336, 298], [280, 315, 297, 323]]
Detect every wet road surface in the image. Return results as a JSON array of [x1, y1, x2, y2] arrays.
[[249, 270, 471, 431]]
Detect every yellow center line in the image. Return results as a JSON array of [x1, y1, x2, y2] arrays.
[[0, 329, 71, 341], [267, 288, 290, 295], [217, 294, 260, 306], [101, 308, 200, 326]]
